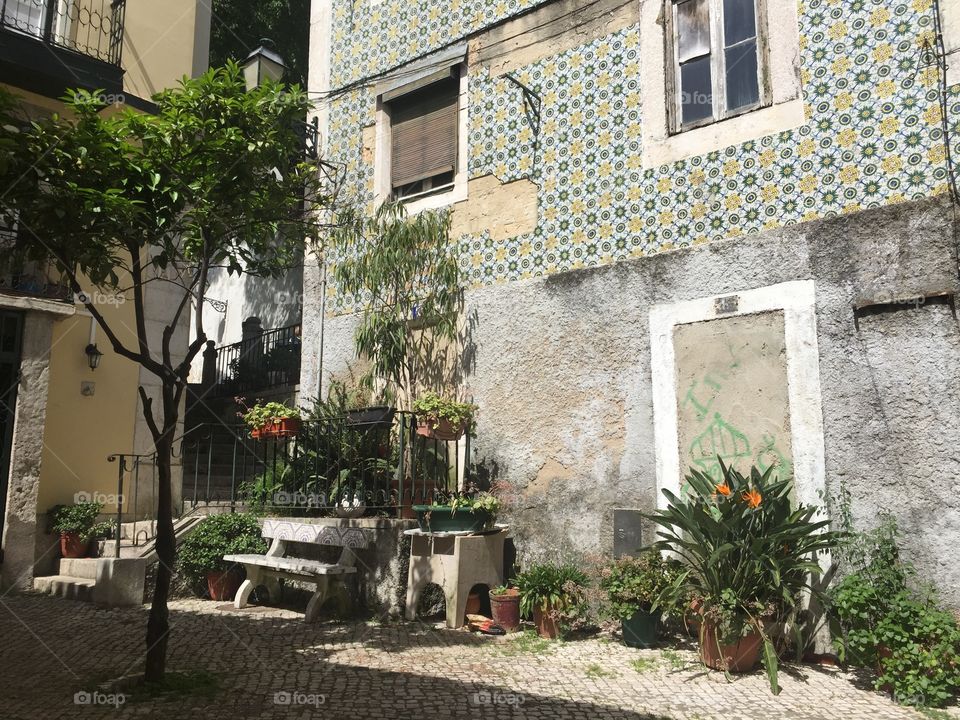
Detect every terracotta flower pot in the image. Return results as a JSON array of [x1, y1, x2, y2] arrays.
[[206, 569, 244, 601], [490, 588, 521, 632], [533, 603, 561, 639], [416, 417, 467, 441], [257, 418, 301, 439], [699, 620, 763, 672], [465, 591, 482, 619], [60, 531, 90, 558]]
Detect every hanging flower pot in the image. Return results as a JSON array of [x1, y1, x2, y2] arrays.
[[416, 416, 468, 441], [259, 417, 301, 438]]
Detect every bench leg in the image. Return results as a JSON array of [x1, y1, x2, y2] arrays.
[[234, 566, 260, 610], [305, 576, 330, 623]]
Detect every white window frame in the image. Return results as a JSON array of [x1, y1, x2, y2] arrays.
[[665, 0, 771, 134], [374, 58, 469, 214]]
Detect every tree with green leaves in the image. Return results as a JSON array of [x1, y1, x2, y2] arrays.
[[331, 202, 461, 405], [0, 64, 329, 681]]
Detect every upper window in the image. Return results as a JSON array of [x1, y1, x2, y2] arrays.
[[667, 0, 768, 132], [386, 72, 460, 201]]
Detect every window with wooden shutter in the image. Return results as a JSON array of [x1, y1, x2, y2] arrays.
[[389, 76, 459, 200], [667, 0, 769, 133]]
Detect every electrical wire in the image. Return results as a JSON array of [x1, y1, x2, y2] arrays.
[[306, 0, 634, 103]]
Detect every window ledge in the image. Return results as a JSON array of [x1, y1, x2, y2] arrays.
[[399, 178, 468, 215], [643, 98, 806, 169]]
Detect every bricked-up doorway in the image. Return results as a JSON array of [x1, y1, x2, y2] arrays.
[[0, 311, 24, 553]]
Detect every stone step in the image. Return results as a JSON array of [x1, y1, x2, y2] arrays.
[[58, 558, 98, 580], [33, 575, 96, 602]]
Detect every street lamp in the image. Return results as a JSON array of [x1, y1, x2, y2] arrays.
[[240, 40, 288, 92], [85, 343, 103, 370], [240, 41, 320, 159]]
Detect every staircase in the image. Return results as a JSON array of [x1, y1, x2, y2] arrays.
[[32, 515, 206, 604], [32, 559, 98, 601]]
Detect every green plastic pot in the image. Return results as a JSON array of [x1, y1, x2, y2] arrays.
[[413, 505, 494, 532], [622, 609, 659, 648]]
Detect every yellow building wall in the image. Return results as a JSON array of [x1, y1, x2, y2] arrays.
[[122, 0, 210, 100], [37, 292, 141, 516]]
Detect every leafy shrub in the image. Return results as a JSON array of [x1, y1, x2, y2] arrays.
[[236, 399, 300, 429], [515, 561, 589, 634], [50, 501, 114, 540], [828, 516, 960, 707], [598, 550, 684, 620], [412, 391, 477, 429], [178, 513, 266, 588]]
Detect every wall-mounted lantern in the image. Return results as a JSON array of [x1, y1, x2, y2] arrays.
[[85, 343, 103, 370]]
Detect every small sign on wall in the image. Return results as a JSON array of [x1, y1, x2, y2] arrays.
[[613, 509, 643, 558], [714, 295, 740, 314]]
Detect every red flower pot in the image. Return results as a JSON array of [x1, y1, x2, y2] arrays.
[[699, 620, 763, 672], [206, 570, 244, 601], [465, 591, 482, 620], [416, 417, 467, 441], [253, 418, 301, 439], [533, 603, 561, 639], [60, 531, 90, 558], [490, 588, 521, 632]]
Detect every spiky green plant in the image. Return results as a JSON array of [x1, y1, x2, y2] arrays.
[[648, 459, 841, 695]]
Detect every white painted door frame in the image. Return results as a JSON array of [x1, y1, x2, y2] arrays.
[[649, 280, 828, 520]]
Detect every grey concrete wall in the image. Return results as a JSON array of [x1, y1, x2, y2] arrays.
[[305, 197, 960, 606], [1, 312, 55, 591]]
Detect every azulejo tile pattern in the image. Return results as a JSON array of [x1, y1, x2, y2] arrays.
[[325, 0, 958, 310]]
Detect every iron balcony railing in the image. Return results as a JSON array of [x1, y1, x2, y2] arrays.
[[181, 411, 469, 515], [0, 0, 126, 65], [209, 324, 302, 397]]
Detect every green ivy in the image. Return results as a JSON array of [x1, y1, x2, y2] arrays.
[[828, 517, 960, 708]]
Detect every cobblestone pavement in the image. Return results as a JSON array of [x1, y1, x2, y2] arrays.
[[0, 594, 955, 719]]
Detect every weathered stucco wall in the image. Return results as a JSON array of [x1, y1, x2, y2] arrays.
[[304, 196, 960, 606]]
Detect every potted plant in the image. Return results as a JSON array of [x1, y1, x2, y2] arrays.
[[599, 550, 683, 649], [50, 501, 112, 558], [237, 398, 302, 439], [413, 491, 499, 533], [490, 585, 521, 633], [178, 513, 267, 601], [413, 391, 477, 441], [515, 562, 589, 639], [648, 459, 840, 694]]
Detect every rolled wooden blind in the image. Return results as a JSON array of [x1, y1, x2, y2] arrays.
[[390, 78, 459, 189]]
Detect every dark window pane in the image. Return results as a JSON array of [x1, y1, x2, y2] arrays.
[[723, 0, 757, 46], [726, 40, 759, 110], [681, 56, 713, 124], [676, 0, 711, 62]]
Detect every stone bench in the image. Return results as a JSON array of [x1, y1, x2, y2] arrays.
[[225, 519, 373, 622]]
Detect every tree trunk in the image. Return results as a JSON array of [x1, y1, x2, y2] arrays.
[[143, 384, 178, 682]]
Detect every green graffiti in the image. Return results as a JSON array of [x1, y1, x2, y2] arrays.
[[689, 413, 752, 480]]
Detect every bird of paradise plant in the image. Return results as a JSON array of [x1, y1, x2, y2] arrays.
[[648, 458, 841, 695]]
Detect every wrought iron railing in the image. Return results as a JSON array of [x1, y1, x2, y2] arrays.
[[181, 411, 469, 515], [0, 260, 72, 302], [208, 324, 302, 397], [0, 0, 126, 65]]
